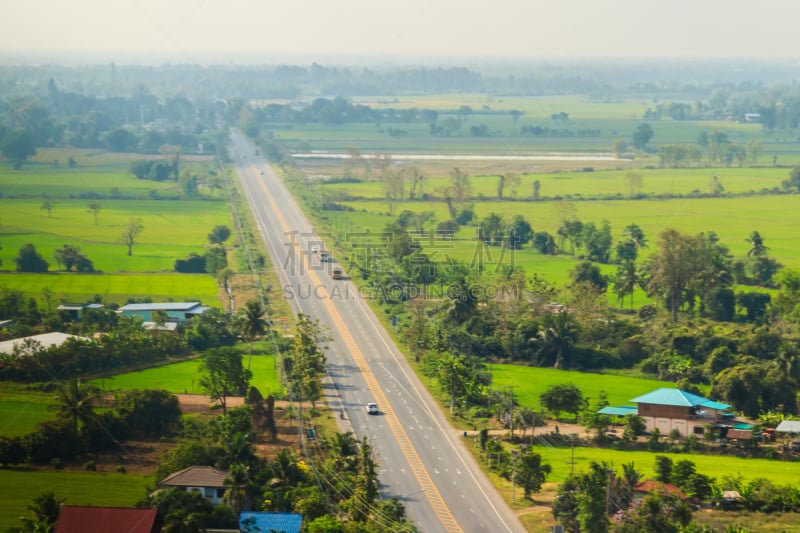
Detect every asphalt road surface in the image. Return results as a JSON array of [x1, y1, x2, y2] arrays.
[[229, 131, 525, 533]]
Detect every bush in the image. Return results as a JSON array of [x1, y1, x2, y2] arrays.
[[51, 458, 64, 470], [84, 460, 97, 471], [116, 389, 182, 438], [116, 465, 127, 473], [24, 422, 86, 463]]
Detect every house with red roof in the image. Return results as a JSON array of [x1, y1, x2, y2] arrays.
[[54, 506, 160, 533]]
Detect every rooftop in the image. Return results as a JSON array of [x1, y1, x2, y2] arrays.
[[160, 466, 228, 488], [630, 388, 730, 410], [118, 302, 201, 312], [54, 506, 159, 533], [775, 420, 800, 434], [240, 512, 303, 533], [598, 406, 638, 416], [0, 332, 90, 356]]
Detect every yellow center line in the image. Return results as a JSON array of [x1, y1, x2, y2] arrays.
[[250, 164, 462, 532]]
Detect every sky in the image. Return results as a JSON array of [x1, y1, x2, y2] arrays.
[[3, 0, 800, 64]]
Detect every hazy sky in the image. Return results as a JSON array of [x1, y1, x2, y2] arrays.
[[3, 0, 800, 63]]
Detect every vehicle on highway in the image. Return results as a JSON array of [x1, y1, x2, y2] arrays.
[[311, 244, 320, 254], [320, 251, 331, 262], [259, 170, 264, 175], [366, 402, 379, 415], [332, 267, 343, 279]]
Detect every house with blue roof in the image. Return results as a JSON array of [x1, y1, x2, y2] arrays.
[[239, 512, 302, 533], [630, 388, 731, 437]]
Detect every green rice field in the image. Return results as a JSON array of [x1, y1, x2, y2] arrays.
[[534, 445, 800, 485], [0, 272, 219, 305], [0, 470, 150, 531], [93, 354, 282, 396], [489, 365, 672, 410]]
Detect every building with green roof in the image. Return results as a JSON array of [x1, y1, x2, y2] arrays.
[[630, 387, 732, 437]]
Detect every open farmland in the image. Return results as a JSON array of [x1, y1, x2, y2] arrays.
[[0, 150, 233, 303], [327, 194, 800, 272], [489, 365, 675, 410], [0, 470, 150, 531], [533, 445, 800, 485], [92, 354, 281, 396]]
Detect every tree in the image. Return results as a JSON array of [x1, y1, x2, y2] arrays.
[[581, 220, 613, 264], [238, 299, 269, 369], [40, 200, 54, 218], [15, 243, 49, 272], [1, 130, 36, 166], [116, 389, 181, 437], [613, 486, 692, 533], [105, 128, 138, 152], [514, 450, 552, 498], [450, 167, 471, 205], [119, 217, 144, 256], [14, 491, 64, 533], [53, 244, 93, 272], [532, 179, 541, 200], [745, 230, 768, 257], [87, 202, 101, 226], [654, 455, 673, 483], [570, 260, 608, 292], [507, 215, 532, 249], [479, 212, 505, 247], [204, 244, 228, 275], [540, 383, 585, 420], [784, 166, 800, 191], [624, 171, 643, 197], [552, 476, 580, 532], [49, 378, 100, 432], [435, 352, 490, 415], [208, 225, 232, 244], [496, 173, 520, 200], [646, 229, 705, 321], [632, 123, 654, 150], [288, 314, 328, 410], [532, 232, 557, 255], [536, 311, 579, 370], [199, 347, 252, 416]]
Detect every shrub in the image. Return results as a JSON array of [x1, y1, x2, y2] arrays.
[[51, 458, 64, 470], [84, 460, 97, 471]]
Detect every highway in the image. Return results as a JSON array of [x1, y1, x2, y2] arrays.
[[229, 130, 525, 533]]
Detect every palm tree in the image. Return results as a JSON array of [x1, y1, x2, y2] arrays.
[[327, 431, 358, 471], [16, 491, 64, 533], [623, 223, 648, 252], [614, 260, 640, 309], [746, 230, 768, 257], [49, 379, 100, 432], [536, 311, 579, 370], [238, 299, 268, 370], [223, 464, 251, 515]]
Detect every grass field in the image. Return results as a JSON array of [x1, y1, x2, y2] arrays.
[[332, 194, 800, 271], [489, 365, 671, 411], [0, 272, 219, 305], [322, 166, 790, 199], [0, 469, 150, 531], [533, 445, 800, 485], [0, 385, 53, 437], [93, 354, 282, 396]]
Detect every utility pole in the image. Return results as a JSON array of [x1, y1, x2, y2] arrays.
[[507, 386, 516, 439], [570, 433, 577, 475]]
